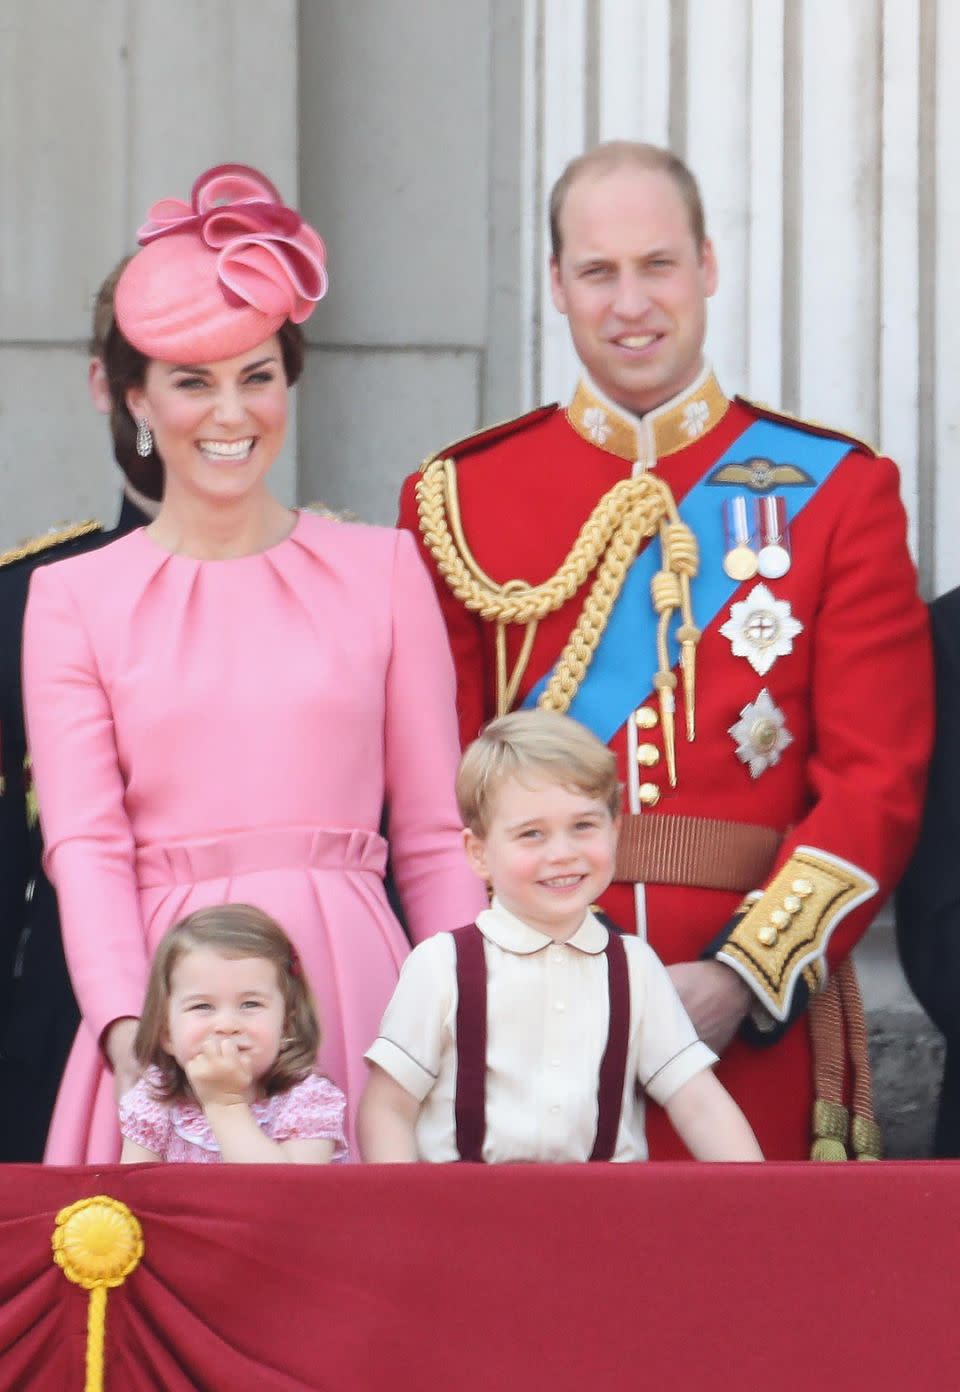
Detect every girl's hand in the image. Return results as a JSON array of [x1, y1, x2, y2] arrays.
[[185, 1038, 256, 1108]]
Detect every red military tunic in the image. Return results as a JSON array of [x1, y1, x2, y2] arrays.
[[398, 366, 933, 1159]]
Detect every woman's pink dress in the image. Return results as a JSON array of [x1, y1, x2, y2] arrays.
[[23, 512, 485, 1162]]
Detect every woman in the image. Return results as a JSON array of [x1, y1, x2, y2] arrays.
[[23, 165, 485, 1162]]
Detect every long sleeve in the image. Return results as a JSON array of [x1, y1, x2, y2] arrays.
[[22, 564, 148, 1044], [896, 590, 960, 1034], [382, 531, 488, 942], [714, 455, 934, 1022]]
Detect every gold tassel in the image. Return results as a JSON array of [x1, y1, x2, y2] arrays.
[[52, 1196, 144, 1392]]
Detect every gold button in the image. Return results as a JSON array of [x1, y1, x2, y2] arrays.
[[769, 908, 789, 929], [791, 878, 814, 897], [757, 925, 778, 947], [637, 782, 661, 807], [783, 894, 802, 915], [636, 742, 660, 767], [635, 707, 659, 730]]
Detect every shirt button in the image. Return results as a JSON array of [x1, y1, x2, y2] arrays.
[[550, 1104, 561, 1114], [551, 1058, 561, 1068], [554, 1000, 566, 1012]]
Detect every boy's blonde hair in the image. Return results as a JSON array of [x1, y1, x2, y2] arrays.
[[456, 710, 621, 834], [135, 904, 320, 1103]]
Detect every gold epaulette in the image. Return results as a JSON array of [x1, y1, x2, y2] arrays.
[[736, 396, 879, 457], [0, 520, 102, 569], [303, 500, 359, 523], [419, 404, 559, 472]]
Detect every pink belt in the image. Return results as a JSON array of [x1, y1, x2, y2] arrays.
[[135, 826, 388, 887]]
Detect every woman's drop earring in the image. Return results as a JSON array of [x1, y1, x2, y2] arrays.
[[136, 418, 154, 457]]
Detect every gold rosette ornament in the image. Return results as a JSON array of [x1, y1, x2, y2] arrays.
[[51, 1195, 144, 1392]]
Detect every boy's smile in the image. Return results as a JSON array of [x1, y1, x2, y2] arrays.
[[464, 776, 619, 942]]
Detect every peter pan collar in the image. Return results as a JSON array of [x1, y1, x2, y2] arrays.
[[477, 898, 608, 956], [566, 361, 729, 467]]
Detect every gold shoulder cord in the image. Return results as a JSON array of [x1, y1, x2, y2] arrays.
[[0, 520, 101, 569], [416, 458, 701, 784]]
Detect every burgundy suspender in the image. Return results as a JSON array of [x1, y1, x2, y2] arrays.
[[588, 928, 630, 1162], [452, 924, 631, 1164], [452, 925, 488, 1163]]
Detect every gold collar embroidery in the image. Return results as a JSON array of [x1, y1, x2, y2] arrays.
[[567, 367, 729, 466]]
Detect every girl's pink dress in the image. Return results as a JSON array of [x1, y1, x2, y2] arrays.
[[119, 1069, 348, 1163], [23, 512, 486, 1162]]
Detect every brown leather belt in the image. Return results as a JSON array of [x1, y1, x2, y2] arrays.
[[614, 813, 783, 893]]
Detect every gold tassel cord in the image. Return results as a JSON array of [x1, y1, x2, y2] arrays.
[[417, 458, 702, 733], [51, 1195, 144, 1392], [651, 563, 682, 786], [540, 490, 666, 715], [662, 521, 701, 741]]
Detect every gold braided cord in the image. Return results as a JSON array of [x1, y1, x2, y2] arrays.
[[539, 488, 668, 714], [0, 520, 101, 569], [416, 455, 701, 729], [418, 458, 670, 624]]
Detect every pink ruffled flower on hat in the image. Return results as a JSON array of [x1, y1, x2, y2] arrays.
[[115, 163, 328, 363], [137, 164, 327, 323]]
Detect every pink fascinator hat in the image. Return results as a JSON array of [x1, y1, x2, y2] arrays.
[[114, 163, 327, 363]]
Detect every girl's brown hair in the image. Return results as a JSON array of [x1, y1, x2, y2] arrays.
[[135, 904, 320, 1102]]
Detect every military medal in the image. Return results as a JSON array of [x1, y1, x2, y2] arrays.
[[719, 582, 803, 676], [756, 495, 791, 578], [722, 495, 759, 581], [728, 688, 793, 778]]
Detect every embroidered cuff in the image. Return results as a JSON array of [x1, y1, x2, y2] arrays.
[[711, 847, 877, 1022]]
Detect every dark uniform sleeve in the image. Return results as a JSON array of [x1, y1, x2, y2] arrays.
[[0, 579, 31, 1015], [0, 559, 78, 1160], [896, 589, 960, 1154]]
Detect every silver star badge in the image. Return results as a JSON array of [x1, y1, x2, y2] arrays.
[[729, 688, 793, 779], [719, 582, 803, 676]]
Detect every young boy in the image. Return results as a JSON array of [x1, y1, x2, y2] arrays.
[[358, 711, 762, 1163]]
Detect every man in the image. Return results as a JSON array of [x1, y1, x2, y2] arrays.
[[896, 586, 960, 1156], [0, 262, 160, 1161], [399, 142, 932, 1160]]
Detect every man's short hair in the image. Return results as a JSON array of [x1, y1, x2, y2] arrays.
[[549, 141, 707, 260], [88, 257, 133, 358], [456, 710, 621, 834]]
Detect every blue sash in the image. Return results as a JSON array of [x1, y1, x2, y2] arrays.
[[522, 419, 850, 743]]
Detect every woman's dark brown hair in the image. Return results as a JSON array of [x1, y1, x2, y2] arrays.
[[135, 903, 320, 1103], [100, 314, 305, 500]]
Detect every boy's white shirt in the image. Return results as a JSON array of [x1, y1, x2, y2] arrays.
[[365, 897, 717, 1163]]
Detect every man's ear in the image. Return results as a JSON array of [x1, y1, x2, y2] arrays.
[[549, 255, 568, 315], [700, 236, 719, 299], [88, 357, 111, 415], [462, 827, 490, 882]]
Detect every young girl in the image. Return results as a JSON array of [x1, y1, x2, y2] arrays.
[[120, 905, 347, 1164]]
